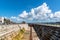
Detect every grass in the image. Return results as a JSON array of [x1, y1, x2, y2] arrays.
[[12, 28, 25, 40]]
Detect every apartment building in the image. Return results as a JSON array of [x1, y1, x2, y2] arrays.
[[0, 17, 4, 24]]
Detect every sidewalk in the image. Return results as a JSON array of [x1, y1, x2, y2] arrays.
[[22, 27, 39, 40]]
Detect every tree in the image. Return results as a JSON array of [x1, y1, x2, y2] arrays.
[[21, 21, 26, 24], [4, 18, 11, 24]]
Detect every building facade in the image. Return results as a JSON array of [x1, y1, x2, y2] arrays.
[[0, 17, 4, 24]]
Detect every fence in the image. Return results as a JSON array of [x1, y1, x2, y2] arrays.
[[28, 23, 60, 40]]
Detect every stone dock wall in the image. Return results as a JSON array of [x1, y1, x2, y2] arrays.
[[0, 24, 29, 40]]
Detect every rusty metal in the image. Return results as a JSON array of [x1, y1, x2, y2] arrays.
[[30, 25, 33, 40]]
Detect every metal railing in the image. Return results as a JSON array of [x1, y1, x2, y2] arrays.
[[28, 23, 60, 40]]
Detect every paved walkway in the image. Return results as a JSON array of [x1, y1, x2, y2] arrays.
[[22, 27, 39, 40]]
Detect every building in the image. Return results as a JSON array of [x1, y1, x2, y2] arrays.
[[0, 17, 4, 24]]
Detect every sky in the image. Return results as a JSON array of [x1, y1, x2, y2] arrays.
[[0, 0, 60, 23]]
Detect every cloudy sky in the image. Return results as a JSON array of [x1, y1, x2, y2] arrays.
[[0, 0, 60, 23]]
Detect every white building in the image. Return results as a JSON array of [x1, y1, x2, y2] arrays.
[[0, 17, 4, 24]]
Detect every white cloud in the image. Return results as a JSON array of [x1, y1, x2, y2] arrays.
[[34, 3, 51, 14], [30, 9, 35, 18], [19, 11, 28, 18], [10, 16, 24, 23], [11, 16, 17, 19], [54, 11, 60, 18], [49, 13, 54, 18], [19, 2, 52, 21], [4, 2, 60, 22]]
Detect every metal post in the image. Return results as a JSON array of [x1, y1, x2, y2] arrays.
[[30, 25, 33, 40]]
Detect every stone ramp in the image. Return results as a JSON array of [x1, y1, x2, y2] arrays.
[[33, 32, 40, 40], [22, 31, 30, 40], [22, 27, 39, 40], [32, 27, 40, 40]]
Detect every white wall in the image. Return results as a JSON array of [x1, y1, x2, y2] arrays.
[[0, 24, 30, 32]]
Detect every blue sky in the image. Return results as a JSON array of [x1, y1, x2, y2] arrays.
[[0, 0, 60, 22]]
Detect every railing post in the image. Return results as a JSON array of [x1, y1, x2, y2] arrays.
[[30, 25, 33, 40]]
